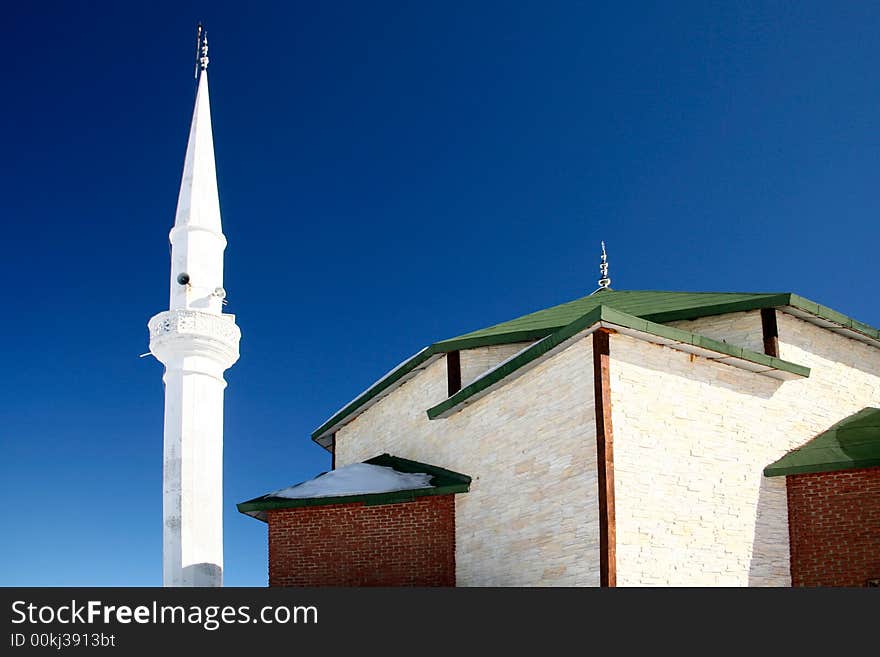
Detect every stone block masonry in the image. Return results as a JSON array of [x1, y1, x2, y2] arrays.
[[786, 467, 880, 587], [336, 337, 601, 586], [267, 496, 456, 587], [459, 342, 534, 388], [610, 313, 880, 586]]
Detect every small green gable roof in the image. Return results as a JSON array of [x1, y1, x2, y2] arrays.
[[764, 408, 880, 477], [237, 454, 471, 522]]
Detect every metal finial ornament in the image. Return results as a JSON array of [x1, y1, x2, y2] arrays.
[[194, 23, 209, 78], [199, 29, 209, 71], [597, 241, 611, 290]]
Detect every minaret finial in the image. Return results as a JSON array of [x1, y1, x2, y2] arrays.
[[597, 241, 611, 290], [194, 23, 209, 79]]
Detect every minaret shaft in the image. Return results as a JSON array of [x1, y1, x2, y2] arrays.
[[161, 362, 225, 586], [149, 57, 240, 587]]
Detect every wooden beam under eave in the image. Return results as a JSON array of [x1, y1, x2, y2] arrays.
[[592, 328, 617, 587], [761, 308, 780, 358], [447, 350, 462, 397]]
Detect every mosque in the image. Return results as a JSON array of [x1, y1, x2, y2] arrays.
[[151, 31, 880, 587]]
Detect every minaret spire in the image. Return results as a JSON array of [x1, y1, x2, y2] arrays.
[[148, 27, 241, 587], [170, 28, 223, 313]]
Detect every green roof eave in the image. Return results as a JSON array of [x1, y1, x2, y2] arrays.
[[310, 345, 441, 444], [432, 328, 561, 352], [785, 294, 880, 343], [237, 484, 470, 521], [642, 293, 791, 323], [763, 407, 880, 477], [427, 305, 810, 420], [237, 454, 472, 522], [427, 305, 604, 419]]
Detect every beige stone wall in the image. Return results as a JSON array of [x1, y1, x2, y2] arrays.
[[335, 338, 600, 586], [332, 307, 880, 587], [610, 312, 880, 586], [668, 310, 765, 353], [459, 342, 534, 388]]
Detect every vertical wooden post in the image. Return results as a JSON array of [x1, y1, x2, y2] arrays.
[[761, 308, 780, 358], [330, 434, 336, 470], [592, 328, 616, 587], [447, 350, 462, 397]]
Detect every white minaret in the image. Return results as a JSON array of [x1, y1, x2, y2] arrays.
[[148, 28, 241, 587]]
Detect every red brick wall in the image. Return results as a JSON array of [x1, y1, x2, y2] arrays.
[[786, 466, 880, 587], [267, 495, 456, 587]]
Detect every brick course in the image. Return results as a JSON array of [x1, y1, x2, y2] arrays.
[[267, 495, 456, 587], [786, 466, 880, 587]]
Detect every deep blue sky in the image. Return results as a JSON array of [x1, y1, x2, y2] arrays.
[[2, 2, 879, 586]]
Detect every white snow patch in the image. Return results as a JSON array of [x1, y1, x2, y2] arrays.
[[271, 463, 433, 499]]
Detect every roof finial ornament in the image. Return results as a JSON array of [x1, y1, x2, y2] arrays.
[[596, 241, 612, 291], [194, 23, 209, 79]]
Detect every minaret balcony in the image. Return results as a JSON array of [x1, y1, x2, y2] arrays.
[[148, 309, 240, 370]]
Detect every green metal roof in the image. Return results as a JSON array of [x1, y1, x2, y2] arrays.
[[311, 289, 880, 445], [237, 454, 471, 522], [432, 290, 792, 351], [764, 407, 880, 477], [428, 305, 810, 420]]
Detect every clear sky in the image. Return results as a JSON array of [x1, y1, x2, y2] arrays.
[[2, 1, 879, 586]]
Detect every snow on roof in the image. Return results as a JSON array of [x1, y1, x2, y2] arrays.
[[271, 463, 434, 500]]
